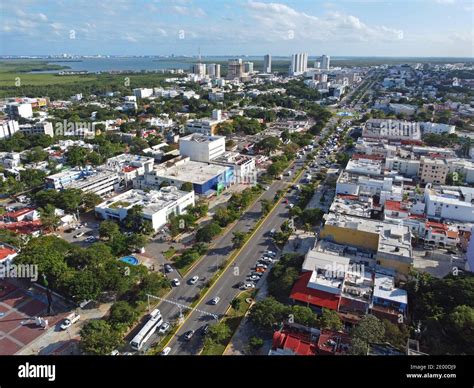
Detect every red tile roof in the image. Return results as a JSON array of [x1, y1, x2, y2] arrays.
[[0, 246, 17, 262], [384, 201, 408, 212], [290, 272, 340, 311], [4, 207, 35, 219], [272, 330, 317, 356], [317, 329, 351, 355]]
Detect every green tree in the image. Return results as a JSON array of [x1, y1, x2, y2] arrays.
[[99, 220, 120, 240], [207, 322, 231, 344], [232, 232, 247, 248], [38, 204, 61, 232], [196, 222, 222, 243], [230, 297, 242, 311], [180, 182, 194, 192], [80, 320, 123, 355], [66, 269, 103, 302], [319, 308, 344, 331], [109, 301, 139, 327], [260, 199, 272, 216], [249, 297, 289, 330], [350, 315, 385, 355]]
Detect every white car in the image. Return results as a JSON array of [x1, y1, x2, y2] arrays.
[[189, 276, 199, 285], [240, 283, 256, 290], [158, 322, 170, 334], [210, 297, 220, 305], [161, 347, 171, 356], [256, 263, 268, 269], [60, 312, 80, 330], [172, 278, 180, 287], [265, 250, 276, 257]]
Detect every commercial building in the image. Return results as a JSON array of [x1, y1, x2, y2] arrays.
[[133, 156, 233, 195], [206, 63, 221, 78], [363, 119, 421, 141], [321, 54, 330, 70], [263, 54, 271, 73], [211, 152, 256, 183], [243, 61, 254, 73], [290, 53, 308, 75], [95, 186, 195, 232], [179, 133, 226, 163], [227, 58, 244, 80], [192, 63, 206, 76], [186, 116, 225, 136]]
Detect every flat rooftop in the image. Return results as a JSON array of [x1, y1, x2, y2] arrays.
[[373, 272, 408, 304], [97, 186, 191, 215], [152, 158, 229, 185], [179, 133, 224, 143]]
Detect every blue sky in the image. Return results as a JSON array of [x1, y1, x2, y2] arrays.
[[0, 0, 473, 57]]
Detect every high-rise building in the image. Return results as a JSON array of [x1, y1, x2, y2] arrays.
[[227, 58, 243, 80], [321, 55, 330, 70], [244, 61, 254, 73], [207, 63, 221, 78], [192, 63, 206, 76], [264, 54, 272, 73], [290, 53, 308, 75]]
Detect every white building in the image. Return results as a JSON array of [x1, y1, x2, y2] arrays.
[[420, 122, 456, 135], [206, 63, 221, 78], [0, 120, 19, 139], [179, 133, 226, 163], [290, 53, 308, 75], [7, 103, 33, 119], [363, 119, 421, 141], [19, 122, 54, 137], [192, 63, 206, 76], [95, 187, 195, 232], [211, 152, 256, 183], [424, 187, 474, 222], [321, 54, 330, 70], [263, 54, 271, 73], [133, 88, 153, 99]]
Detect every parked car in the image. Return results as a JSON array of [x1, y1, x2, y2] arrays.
[[240, 283, 256, 290], [201, 324, 210, 335], [265, 250, 276, 257], [248, 275, 261, 282], [172, 279, 181, 287], [210, 297, 220, 305], [158, 322, 170, 334], [256, 263, 268, 269], [74, 232, 85, 239], [164, 264, 173, 273], [60, 312, 80, 330], [161, 347, 171, 355], [184, 330, 195, 341], [189, 276, 199, 285]]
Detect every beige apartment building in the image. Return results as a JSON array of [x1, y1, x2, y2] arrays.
[[418, 156, 448, 184]]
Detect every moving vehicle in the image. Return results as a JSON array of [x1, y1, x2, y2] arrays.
[[60, 312, 80, 330], [184, 330, 195, 341], [189, 276, 199, 285], [172, 279, 180, 287], [161, 347, 171, 355], [130, 309, 163, 351], [158, 322, 170, 334], [210, 297, 220, 305]]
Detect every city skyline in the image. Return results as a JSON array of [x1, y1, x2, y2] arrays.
[[1, 0, 473, 57]]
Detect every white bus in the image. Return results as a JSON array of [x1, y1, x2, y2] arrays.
[[130, 309, 163, 351]]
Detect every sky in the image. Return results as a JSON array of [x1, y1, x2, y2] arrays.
[[0, 0, 473, 57]]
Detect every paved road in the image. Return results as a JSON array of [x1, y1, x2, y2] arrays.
[[128, 74, 372, 354]]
